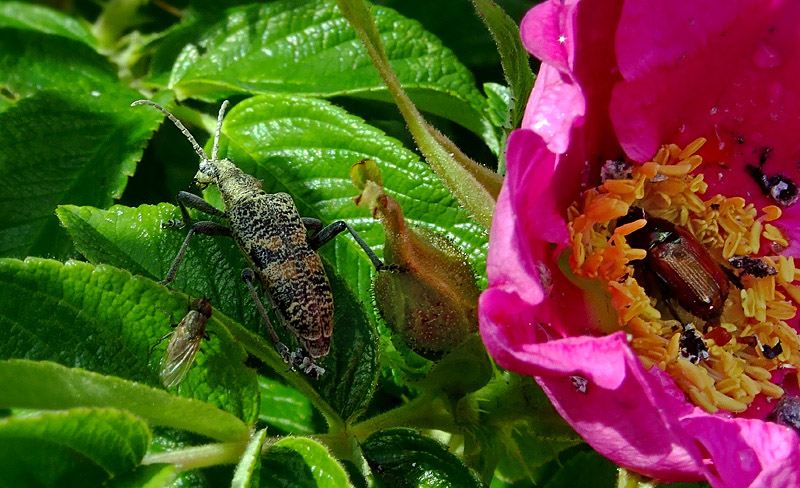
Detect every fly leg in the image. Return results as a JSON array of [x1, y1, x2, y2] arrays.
[[160, 221, 231, 285], [241, 268, 293, 366], [148, 330, 174, 356], [302, 218, 388, 271]]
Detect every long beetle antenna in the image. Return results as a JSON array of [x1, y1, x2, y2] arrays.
[[211, 100, 229, 161], [131, 100, 208, 161]]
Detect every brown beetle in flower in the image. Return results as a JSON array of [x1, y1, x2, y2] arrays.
[[618, 207, 730, 321]]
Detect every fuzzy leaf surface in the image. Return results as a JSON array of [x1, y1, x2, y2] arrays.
[[219, 94, 488, 288], [232, 429, 267, 488], [0, 90, 161, 259], [0, 408, 149, 488], [471, 0, 535, 129], [57, 202, 376, 421], [362, 428, 483, 487], [0, 3, 97, 47], [0, 360, 250, 442], [260, 437, 351, 487], [106, 464, 178, 488], [258, 376, 324, 435], [0, 27, 111, 103], [0, 258, 259, 426], [168, 0, 494, 144]]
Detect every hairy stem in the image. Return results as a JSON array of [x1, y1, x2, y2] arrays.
[[333, 0, 501, 229], [142, 441, 248, 470], [349, 393, 460, 441]]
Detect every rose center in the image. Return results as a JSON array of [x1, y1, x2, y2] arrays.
[[567, 138, 800, 414]]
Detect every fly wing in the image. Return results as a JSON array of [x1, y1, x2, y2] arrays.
[[159, 331, 203, 388]]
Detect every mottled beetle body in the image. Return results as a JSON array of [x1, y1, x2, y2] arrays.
[[135, 100, 385, 373], [620, 207, 730, 320], [222, 181, 333, 357]]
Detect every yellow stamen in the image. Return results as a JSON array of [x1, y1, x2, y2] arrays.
[[567, 139, 800, 414]]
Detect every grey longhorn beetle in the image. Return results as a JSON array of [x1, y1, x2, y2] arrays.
[[133, 99, 387, 378]]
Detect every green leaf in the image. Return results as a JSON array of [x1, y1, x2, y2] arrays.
[[167, 0, 495, 146], [105, 464, 178, 488], [147, 428, 210, 487], [0, 89, 161, 259], [484, 82, 512, 129], [373, 0, 532, 71], [494, 421, 582, 484], [260, 437, 351, 487], [0, 408, 149, 488], [0, 27, 163, 258], [232, 429, 267, 488], [471, 0, 535, 130], [258, 376, 324, 435], [0, 28, 114, 103], [57, 203, 264, 328], [0, 359, 250, 442], [219, 94, 488, 288], [0, 3, 97, 47], [541, 450, 616, 488], [218, 94, 488, 383], [0, 257, 259, 426], [362, 428, 483, 487], [58, 202, 377, 421]]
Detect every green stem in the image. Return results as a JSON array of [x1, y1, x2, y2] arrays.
[[349, 393, 459, 441], [617, 468, 659, 488], [224, 319, 346, 433], [333, 0, 501, 229], [142, 441, 248, 470], [91, 0, 146, 48]]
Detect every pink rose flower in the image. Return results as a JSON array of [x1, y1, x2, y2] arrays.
[[479, 0, 800, 485]]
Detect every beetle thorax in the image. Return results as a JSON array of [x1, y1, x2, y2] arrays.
[[209, 158, 264, 208]]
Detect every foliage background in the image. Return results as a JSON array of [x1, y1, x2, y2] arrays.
[[0, 0, 709, 486]]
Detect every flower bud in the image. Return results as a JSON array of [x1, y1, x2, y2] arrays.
[[351, 159, 480, 359]]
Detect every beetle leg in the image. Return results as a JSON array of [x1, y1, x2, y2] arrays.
[[304, 219, 387, 270], [160, 221, 231, 285], [165, 191, 226, 229], [290, 348, 325, 379], [241, 268, 293, 365], [301, 216, 324, 235]]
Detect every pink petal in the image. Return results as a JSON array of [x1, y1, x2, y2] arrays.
[[682, 414, 800, 488], [520, 0, 623, 163], [484, 184, 594, 337], [519, 0, 573, 73], [521, 64, 585, 155], [481, 187, 704, 480], [504, 130, 570, 245], [480, 286, 705, 480], [611, 0, 800, 232]]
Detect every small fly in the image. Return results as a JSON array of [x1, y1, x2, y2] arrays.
[[152, 298, 213, 387]]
